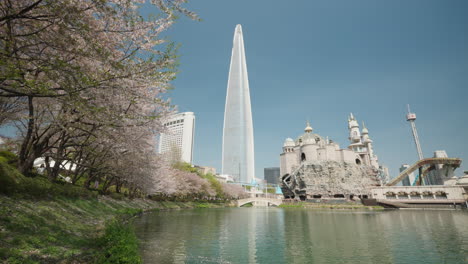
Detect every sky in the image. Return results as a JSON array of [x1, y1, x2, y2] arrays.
[[157, 0, 468, 179], [2, 1, 467, 180]]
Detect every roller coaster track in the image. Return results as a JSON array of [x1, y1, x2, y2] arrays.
[[386, 158, 462, 186]]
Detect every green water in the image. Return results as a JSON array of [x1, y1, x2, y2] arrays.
[[133, 208, 468, 264]]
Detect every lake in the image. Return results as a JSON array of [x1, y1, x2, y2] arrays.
[[133, 208, 468, 264]]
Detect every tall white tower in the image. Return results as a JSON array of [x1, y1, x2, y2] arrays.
[[406, 105, 424, 161], [222, 24, 255, 184]]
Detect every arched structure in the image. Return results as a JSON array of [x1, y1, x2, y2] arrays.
[[237, 197, 283, 207]]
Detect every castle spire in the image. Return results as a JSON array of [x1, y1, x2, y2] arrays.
[[361, 121, 368, 134], [304, 120, 313, 133]]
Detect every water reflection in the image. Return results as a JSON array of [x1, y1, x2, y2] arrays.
[[133, 208, 468, 264]]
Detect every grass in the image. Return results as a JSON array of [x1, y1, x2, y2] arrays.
[[0, 157, 230, 263], [0, 158, 98, 200], [0, 194, 229, 263], [95, 220, 142, 264]]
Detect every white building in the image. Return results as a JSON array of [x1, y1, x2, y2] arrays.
[[222, 24, 255, 184], [280, 114, 382, 177], [158, 112, 195, 164]]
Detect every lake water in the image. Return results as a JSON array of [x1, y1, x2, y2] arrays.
[[133, 208, 468, 264]]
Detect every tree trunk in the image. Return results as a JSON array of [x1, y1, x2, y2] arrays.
[[18, 96, 34, 175]]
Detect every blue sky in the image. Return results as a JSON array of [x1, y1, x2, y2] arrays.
[[161, 0, 468, 178], [2, 1, 466, 179]]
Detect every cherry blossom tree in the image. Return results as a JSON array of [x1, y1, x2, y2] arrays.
[[0, 0, 195, 174]]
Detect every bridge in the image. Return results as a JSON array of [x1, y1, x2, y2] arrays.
[[386, 157, 462, 186], [237, 197, 283, 207]]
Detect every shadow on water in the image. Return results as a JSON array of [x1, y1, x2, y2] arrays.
[[133, 208, 468, 264]]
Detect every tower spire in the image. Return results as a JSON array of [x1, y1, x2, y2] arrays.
[[305, 120, 313, 133], [361, 121, 368, 134]]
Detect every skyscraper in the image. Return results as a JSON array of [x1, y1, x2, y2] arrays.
[[264, 167, 280, 185], [158, 112, 195, 164], [222, 24, 255, 183]]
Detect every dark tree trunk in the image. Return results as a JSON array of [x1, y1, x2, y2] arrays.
[[18, 96, 34, 175]]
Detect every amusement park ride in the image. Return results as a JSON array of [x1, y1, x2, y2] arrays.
[[386, 105, 462, 186]]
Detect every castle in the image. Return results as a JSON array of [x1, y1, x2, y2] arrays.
[[280, 114, 380, 176], [279, 114, 388, 200]]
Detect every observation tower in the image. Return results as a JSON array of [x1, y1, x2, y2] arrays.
[[406, 105, 423, 161]]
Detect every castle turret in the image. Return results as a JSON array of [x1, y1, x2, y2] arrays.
[[348, 113, 361, 143], [280, 138, 297, 176], [361, 121, 379, 169]]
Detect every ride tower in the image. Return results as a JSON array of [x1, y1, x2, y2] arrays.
[[406, 105, 425, 185]]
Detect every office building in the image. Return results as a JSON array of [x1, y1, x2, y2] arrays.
[[158, 112, 195, 164]]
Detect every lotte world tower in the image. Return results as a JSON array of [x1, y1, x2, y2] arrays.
[[222, 24, 255, 184]]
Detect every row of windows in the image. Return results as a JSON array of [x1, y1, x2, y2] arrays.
[[385, 194, 448, 199], [164, 119, 184, 126]]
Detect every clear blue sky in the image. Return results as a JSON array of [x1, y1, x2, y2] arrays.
[[161, 0, 468, 179], [2, 1, 466, 180]]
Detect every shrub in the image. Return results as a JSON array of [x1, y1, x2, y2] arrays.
[[0, 150, 18, 165], [95, 221, 141, 264], [0, 158, 24, 195]]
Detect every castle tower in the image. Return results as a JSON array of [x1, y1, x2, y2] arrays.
[[348, 113, 365, 153], [348, 113, 361, 143], [361, 122, 379, 169], [280, 138, 296, 176], [222, 24, 255, 184]]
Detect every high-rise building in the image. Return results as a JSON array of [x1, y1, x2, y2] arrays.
[[264, 167, 280, 184], [158, 112, 195, 164], [222, 24, 255, 184]]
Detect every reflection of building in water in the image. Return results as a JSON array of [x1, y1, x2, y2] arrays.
[[376, 210, 468, 263], [218, 208, 287, 264], [280, 116, 389, 200], [247, 208, 257, 264], [282, 210, 394, 263]]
